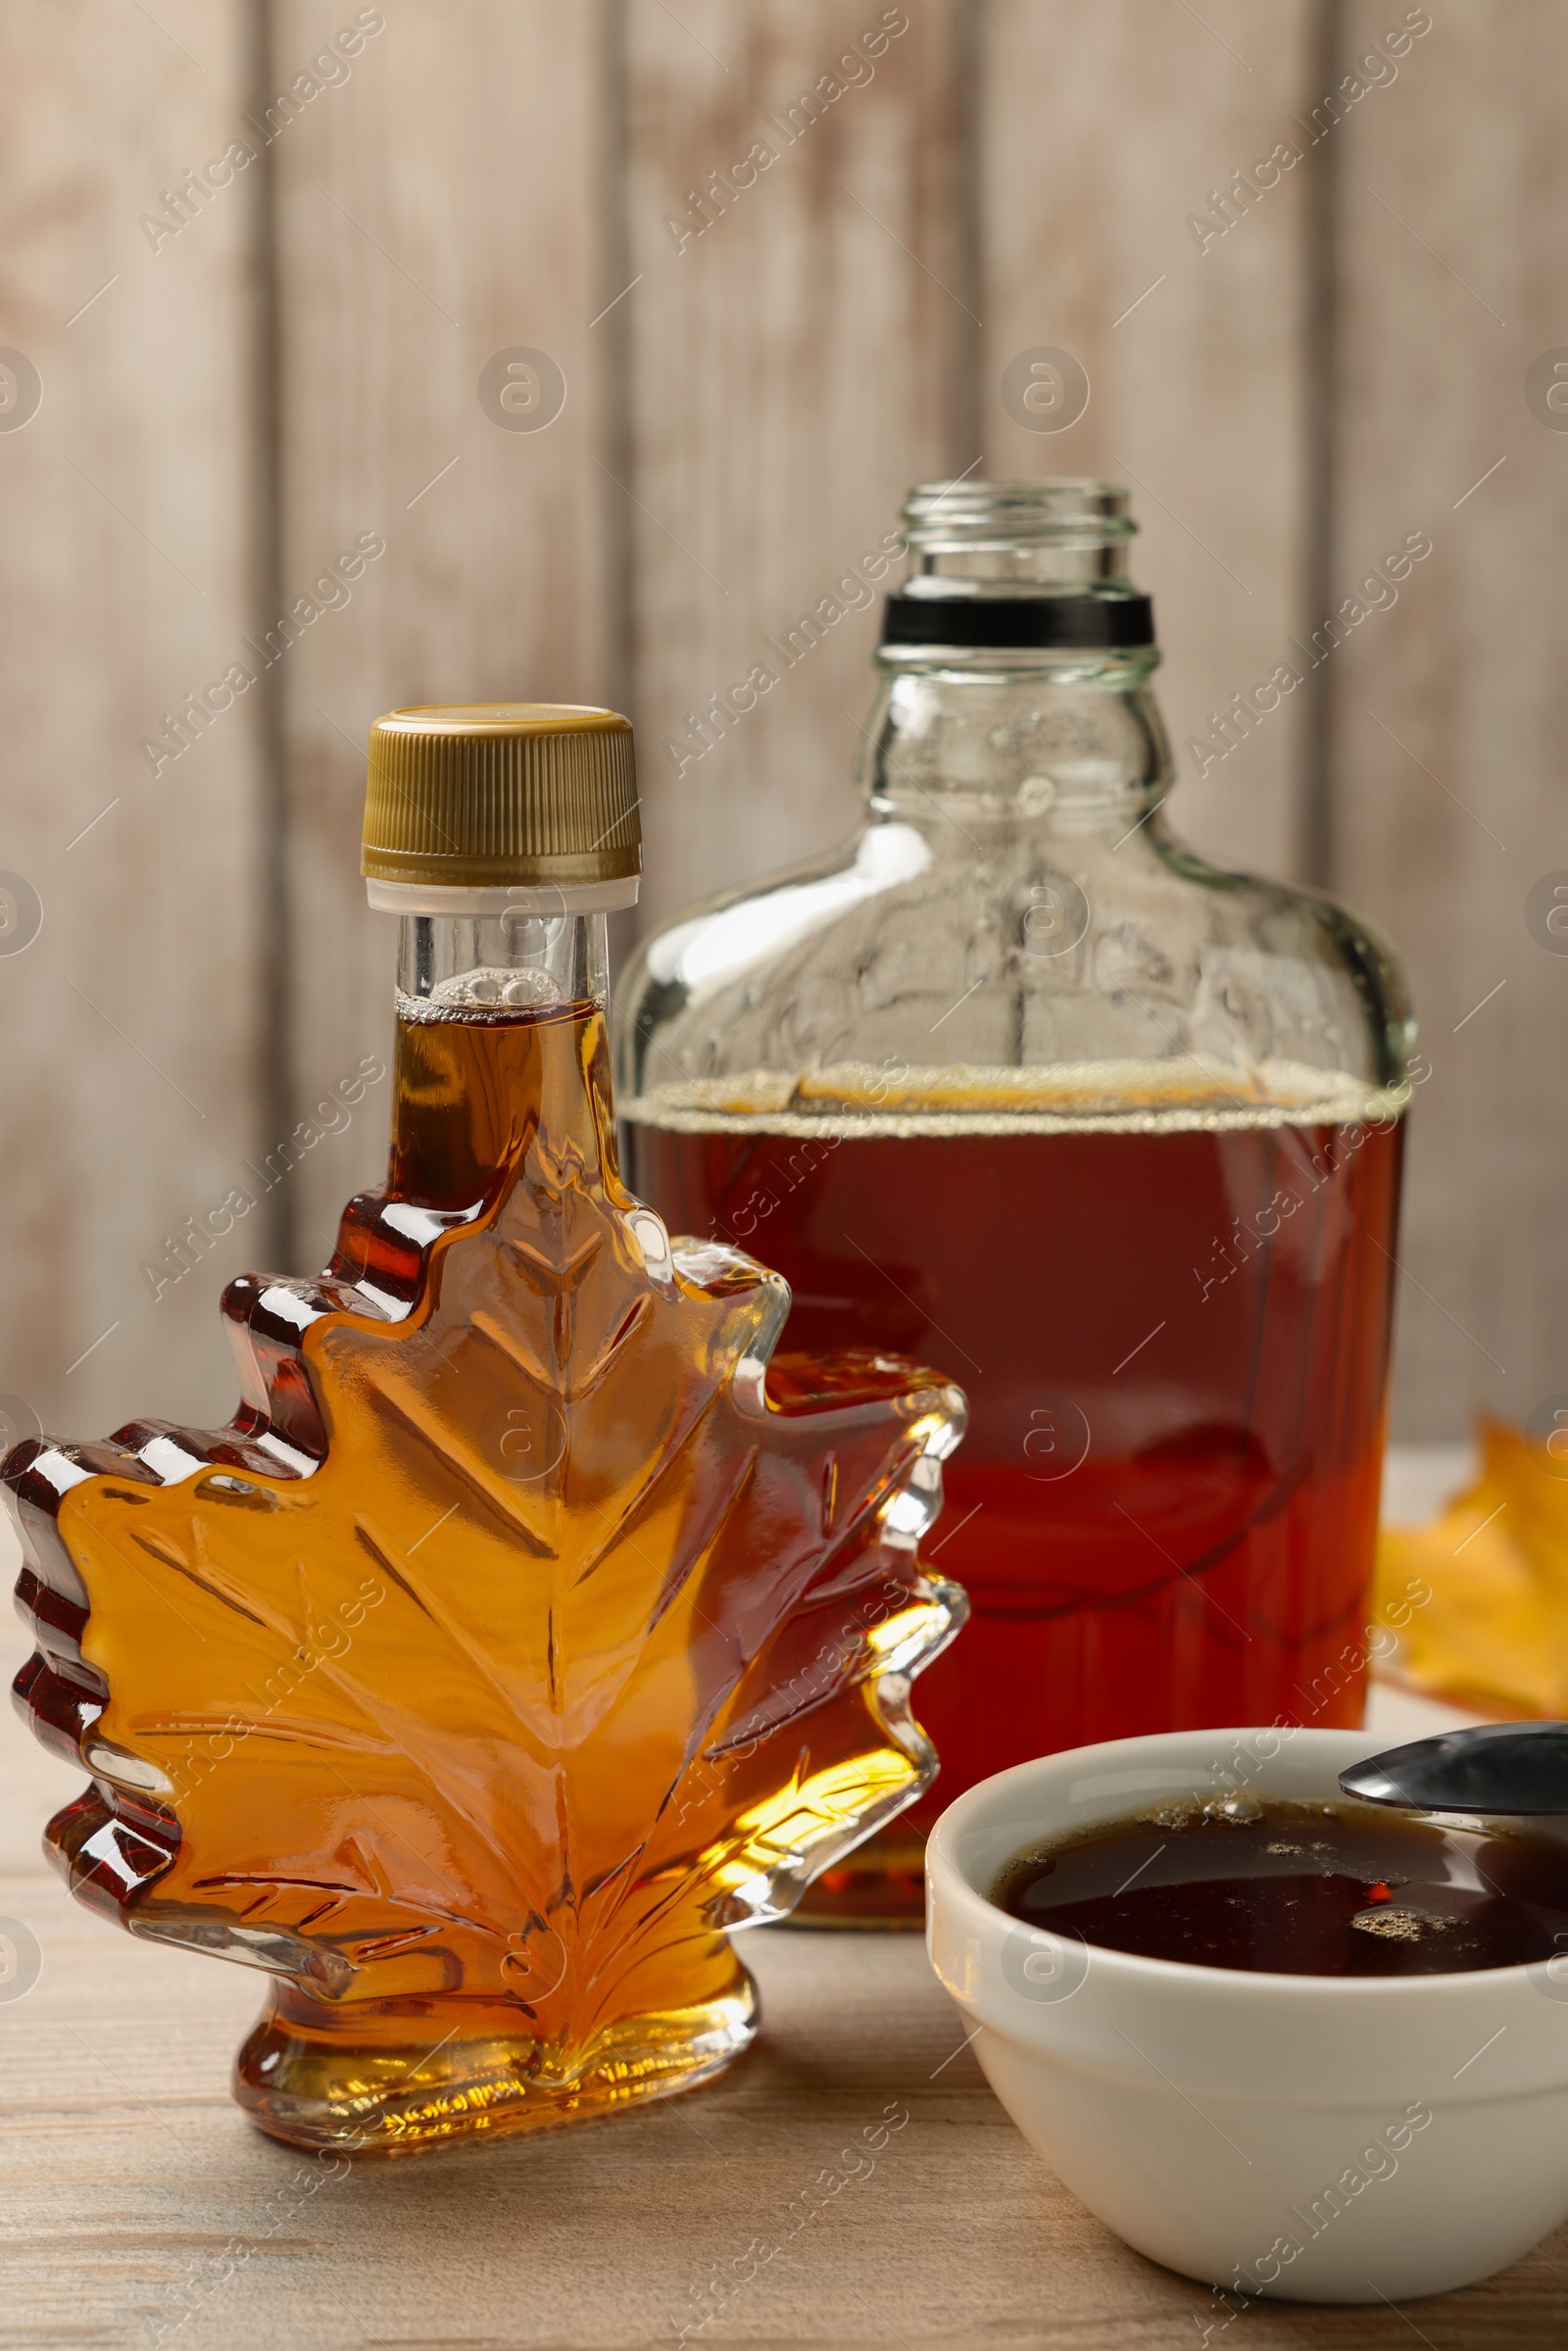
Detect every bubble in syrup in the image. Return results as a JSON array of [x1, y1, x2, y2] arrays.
[[1205, 1793, 1263, 1826], [503, 971, 558, 1007]]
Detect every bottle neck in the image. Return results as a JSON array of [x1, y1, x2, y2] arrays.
[[863, 648, 1172, 834], [875, 479, 1166, 837], [396, 910, 609, 1009], [388, 911, 614, 1208]]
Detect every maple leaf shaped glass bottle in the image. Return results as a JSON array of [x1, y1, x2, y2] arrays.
[[618, 481, 1412, 1925], [4, 704, 965, 2154]]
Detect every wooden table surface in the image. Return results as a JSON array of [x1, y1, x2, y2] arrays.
[[3, 1504, 1564, 2350]]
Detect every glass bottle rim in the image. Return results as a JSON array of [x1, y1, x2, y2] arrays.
[[901, 478, 1138, 550]]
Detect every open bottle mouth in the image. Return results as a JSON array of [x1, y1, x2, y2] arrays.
[[887, 476, 1154, 648], [901, 476, 1137, 554]]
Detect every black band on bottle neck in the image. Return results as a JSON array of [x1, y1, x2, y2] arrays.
[[880, 593, 1155, 650]]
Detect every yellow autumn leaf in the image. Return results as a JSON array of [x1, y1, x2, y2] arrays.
[[1374, 1418, 1568, 1719]]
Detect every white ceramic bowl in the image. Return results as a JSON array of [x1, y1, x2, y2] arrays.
[[926, 1728, 1568, 2304]]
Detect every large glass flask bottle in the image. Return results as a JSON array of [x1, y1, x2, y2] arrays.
[[617, 481, 1411, 1924]]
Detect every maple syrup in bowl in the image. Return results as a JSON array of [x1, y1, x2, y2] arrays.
[[927, 1730, 1568, 2304], [993, 1793, 1568, 1977]]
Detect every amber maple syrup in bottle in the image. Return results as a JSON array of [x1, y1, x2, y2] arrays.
[[617, 481, 1411, 1923], [5, 705, 965, 2148]]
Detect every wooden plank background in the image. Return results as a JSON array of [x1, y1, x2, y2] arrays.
[[1331, 0, 1568, 1440], [0, 0, 1561, 1454], [0, 0, 270, 1460]]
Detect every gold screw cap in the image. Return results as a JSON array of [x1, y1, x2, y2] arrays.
[[361, 704, 640, 891]]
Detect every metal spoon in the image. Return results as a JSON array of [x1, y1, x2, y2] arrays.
[[1340, 1723, 1568, 1816]]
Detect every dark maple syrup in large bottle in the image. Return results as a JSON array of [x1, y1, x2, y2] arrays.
[[623, 1100, 1404, 1901]]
